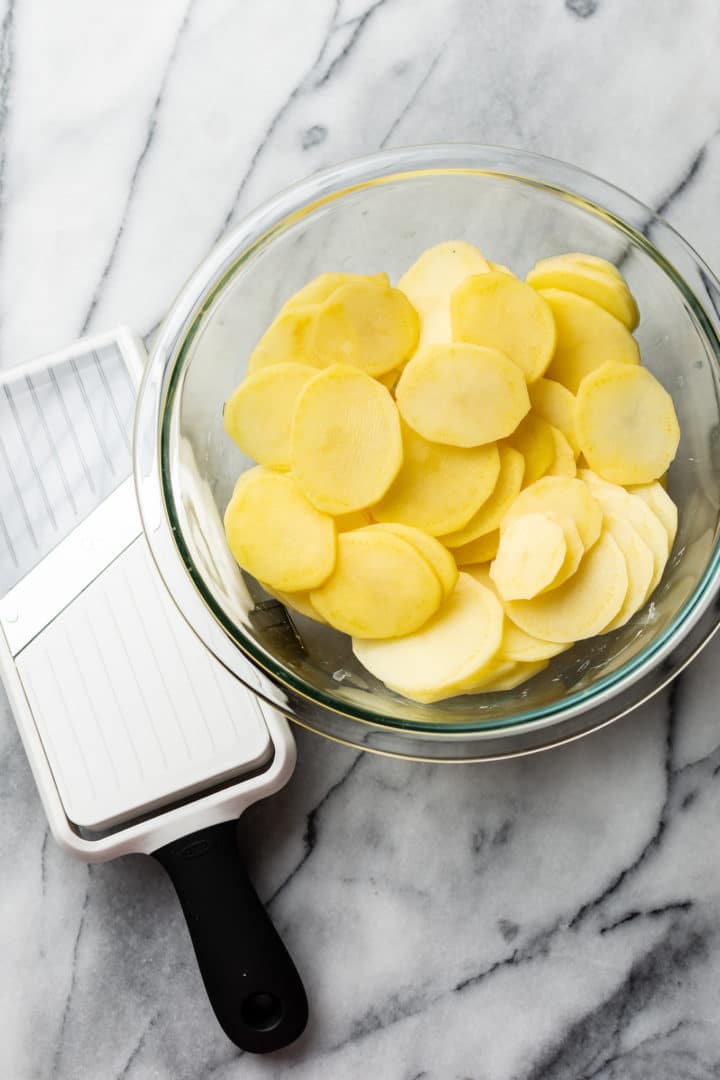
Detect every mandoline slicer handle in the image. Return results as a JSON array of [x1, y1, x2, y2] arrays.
[[154, 820, 308, 1053]]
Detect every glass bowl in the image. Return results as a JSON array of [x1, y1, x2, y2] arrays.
[[134, 145, 720, 762]]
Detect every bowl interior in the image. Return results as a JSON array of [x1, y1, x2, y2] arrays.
[[159, 164, 720, 733]]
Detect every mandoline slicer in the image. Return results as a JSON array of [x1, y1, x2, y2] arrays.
[[0, 328, 307, 1053]]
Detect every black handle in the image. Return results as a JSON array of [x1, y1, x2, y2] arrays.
[[154, 820, 308, 1053]]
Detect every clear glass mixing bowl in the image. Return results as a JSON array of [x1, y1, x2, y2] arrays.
[[134, 145, 720, 761]]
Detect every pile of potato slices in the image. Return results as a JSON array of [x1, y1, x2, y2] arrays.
[[223, 242, 680, 704]]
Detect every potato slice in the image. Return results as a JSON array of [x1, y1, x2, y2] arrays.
[[248, 307, 319, 374], [541, 289, 640, 393], [261, 584, 327, 624], [224, 468, 336, 591], [602, 514, 655, 630], [488, 261, 515, 277], [453, 529, 501, 567], [368, 523, 458, 597], [282, 272, 389, 311], [451, 272, 556, 382], [223, 362, 317, 470], [504, 413, 556, 486], [465, 565, 569, 661], [527, 253, 639, 330], [352, 573, 503, 703], [548, 514, 584, 589], [505, 530, 628, 643], [398, 241, 490, 348], [629, 481, 678, 548], [441, 446, 525, 547], [310, 279, 420, 376], [528, 377, 580, 456], [292, 365, 402, 513], [335, 509, 374, 531], [372, 423, 501, 536], [490, 513, 568, 601], [311, 530, 442, 639], [475, 659, 549, 692], [576, 362, 680, 485], [396, 343, 530, 447], [546, 427, 577, 478], [502, 476, 603, 550], [377, 367, 402, 391]]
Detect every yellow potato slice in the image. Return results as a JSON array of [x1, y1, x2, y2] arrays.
[[502, 476, 603, 551], [548, 514, 584, 589], [335, 509, 374, 531], [292, 365, 402, 514], [398, 241, 490, 348], [505, 530, 628, 643], [475, 659, 550, 693], [451, 271, 556, 382], [311, 530, 442, 639], [576, 362, 680, 485], [488, 261, 515, 277], [629, 481, 678, 548], [224, 468, 336, 591], [453, 529, 501, 567], [352, 573, 503, 703], [372, 422, 501, 536], [368, 523, 458, 597], [490, 513, 568, 601], [465, 565, 569, 661], [441, 446, 525, 547], [377, 367, 402, 391], [546, 427, 577, 478], [223, 362, 317, 470], [504, 414, 557, 486], [527, 253, 639, 330], [528, 377, 580, 456], [396, 343, 530, 447], [541, 289, 640, 393], [261, 584, 327, 624], [248, 307, 319, 374], [602, 514, 655, 631], [282, 272, 389, 311], [310, 280, 419, 376]]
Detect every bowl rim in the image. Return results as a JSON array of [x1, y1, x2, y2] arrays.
[[134, 143, 720, 747]]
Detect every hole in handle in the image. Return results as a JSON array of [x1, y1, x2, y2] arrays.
[[241, 991, 284, 1031]]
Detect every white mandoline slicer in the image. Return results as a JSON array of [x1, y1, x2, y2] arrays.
[[0, 329, 307, 1053]]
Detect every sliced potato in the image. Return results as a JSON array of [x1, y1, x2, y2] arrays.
[[576, 362, 680, 485], [224, 467, 336, 591], [248, 307, 319, 374], [527, 253, 639, 330], [505, 530, 628, 643], [541, 289, 640, 393], [602, 514, 655, 630], [335, 509, 374, 531], [629, 481, 678, 549], [310, 279, 420, 376], [502, 476, 603, 551], [292, 365, 402, 513], [373, 422, 501, 536], [352, 573, 503, 703], [282, 272, 389, 311], [504, 414, 558, 487], [398, 241, 490, 348], [453, 529, 501, 567], [548, 514, 584, 589], [475, 659, 549, 692], [546, 426, 577, 478], [377, 367, 402, 391], [311, 530, 442, 639], [528, 377, 580, 456], [261, 583, 327, 624], [451, 271, 556, 381], [368, 522, 458, 597], [490, 513, 568, 601], [488, 261, 515, 277], [223, 362, 317, 470], [396, 343, 530, 447], [441, 446, 525, 547], [465, 565, 569, 661]]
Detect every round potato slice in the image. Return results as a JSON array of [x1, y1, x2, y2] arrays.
[[528, 377, 580, 456], [547, 514, 585, 589], [310, 280, 420, 376], [292, 365, 402, 514], [475, 659, 550, 693], [441, 446, 525, 547], [540, 289, 640, 393], [261, 584, 327, 624], [488, 261, 515, 277], [490, 513, 568, 601], [372, 422, 501, 536], [453, 529, 501, 567], [223, 362, 318, 470], [281, 272, 390, 311], [311, 530, 442, 639], [629, 481, 678, 549], [502, 476, 603, 551], [396, 343, 530, 447], [602, 514, 655, 631], [546, 426, 577, 478], [335, 509, 374, 532], [398, 241, 490, 348], [576, 362, 680, 485], [451, 271, 556, 382], [527, 253, 639, 330], [505, 530, 628, 643], [247, 307, 320, 374], [368, 523, 458, 597], [352, 573, 503, 703], [224, 468, 336, 591], [465, 565, 569, 661], [504, 413, 556, 486], [377, 367, 402, 391]]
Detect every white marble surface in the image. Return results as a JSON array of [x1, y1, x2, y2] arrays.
[[3, 0, 720, 1076]]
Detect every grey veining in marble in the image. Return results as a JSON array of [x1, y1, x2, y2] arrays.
[[3, 1, 720, 1077]]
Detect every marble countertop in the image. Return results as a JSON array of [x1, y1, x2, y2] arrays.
[[3, 1, 720, 1077]]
